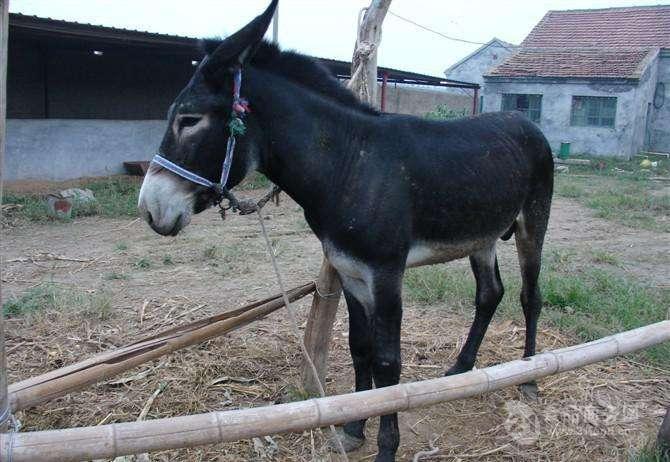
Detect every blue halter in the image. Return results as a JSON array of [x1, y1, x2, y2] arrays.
[[151, 67, 248, 200]]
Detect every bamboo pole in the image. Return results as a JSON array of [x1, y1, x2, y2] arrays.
[[2, 320, 668, 462], [0, 0, 10, 434], [8, 282, 315, 412]]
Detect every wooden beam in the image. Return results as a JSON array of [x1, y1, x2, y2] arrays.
[[0, 0, 10, 433], [2, 321, 669, 462], [300, 260, 341, 395], [8, 283, 315, 412]]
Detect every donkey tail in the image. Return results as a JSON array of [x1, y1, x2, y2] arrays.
[[500, 222, 516, 241]]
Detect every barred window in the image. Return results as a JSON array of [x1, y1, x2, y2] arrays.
[[571, 96, 617, 128], [501, 93, 542, 123]]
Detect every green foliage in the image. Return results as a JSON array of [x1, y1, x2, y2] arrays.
[[162, 255, 175, 265], [115, 241, 129, 252], [3, 285, 113, 320], [425, 105, 468, 121], [2, 177, 141, 223], [629, 441, 669, 462], [134, 257, 152, 269], [404, 265, 474, 306], [239, 171, 270, 190], [542, 269, 669, 365], [104, 271, 129, 281], [555, 156, 670, 232], [403, 255, 669, 367]]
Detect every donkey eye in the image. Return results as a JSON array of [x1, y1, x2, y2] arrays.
[[178, 116, 201, 129]]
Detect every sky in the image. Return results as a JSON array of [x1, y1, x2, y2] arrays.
[[9, 0, 667, 77]]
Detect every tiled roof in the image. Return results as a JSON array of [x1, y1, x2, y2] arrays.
[[486, 48, 655, 79], [522, 6, 670, 48], [488, 5, 670, 79]]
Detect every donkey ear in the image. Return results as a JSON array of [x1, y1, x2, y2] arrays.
[[201, 0, 278, 81]]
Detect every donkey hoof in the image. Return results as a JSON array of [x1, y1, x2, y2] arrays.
[[444, 363, 471, 376], [328, 427, 365, 453], [519, 381, 539, 400]]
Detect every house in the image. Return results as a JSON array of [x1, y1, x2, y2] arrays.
[[482, 5, 670, 158], [445, 38, 516, 89], [5, 14, 478, 181]]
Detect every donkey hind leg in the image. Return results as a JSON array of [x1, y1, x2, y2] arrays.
[[445, 244, 504, 376], [515, 205, 550, 399]]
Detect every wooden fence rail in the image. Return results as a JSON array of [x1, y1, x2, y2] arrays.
[[8, 282, 315, 412], [2, 320, 668, 462]]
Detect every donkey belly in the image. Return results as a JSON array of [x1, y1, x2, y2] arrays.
[[406, 235, 498, 268]]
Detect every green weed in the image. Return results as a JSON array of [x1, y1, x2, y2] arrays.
[[163, 255, 175, 265], [104, 271, 129, 281], [134, 258, 152, 269], [3, 285, 113, 320], [115, 241, 129, 251], [2, 177, 141, 223]]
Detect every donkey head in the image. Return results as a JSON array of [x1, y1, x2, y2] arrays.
[[138, 0, 278, 236]]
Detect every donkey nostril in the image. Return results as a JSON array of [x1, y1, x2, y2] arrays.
[[146, 211, 154, 225]]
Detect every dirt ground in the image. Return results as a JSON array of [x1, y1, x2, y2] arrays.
[[1, 191, 668, 461]]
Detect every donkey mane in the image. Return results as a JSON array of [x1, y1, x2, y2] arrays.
[[200, 39, 379, 116]]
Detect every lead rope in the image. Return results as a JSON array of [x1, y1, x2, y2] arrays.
[[254, 210, 349, 460]]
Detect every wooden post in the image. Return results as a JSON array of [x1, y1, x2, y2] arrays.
[[300, 0, 391, 395], [0, 0, 10, 433], [300, 260, 342, 394]]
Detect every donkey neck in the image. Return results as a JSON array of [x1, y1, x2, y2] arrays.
[[243, 68, 379, 215]]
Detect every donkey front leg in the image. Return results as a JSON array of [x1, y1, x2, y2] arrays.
[[370, 274, 403, 462], [338, 288, 373, 451]]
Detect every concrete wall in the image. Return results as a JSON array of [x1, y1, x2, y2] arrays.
[[482, 78, 645, 158], [650, 53, 670, 152], [446, 41, 515, 88], [376, 83, 472, 117], [5, 119, 166, 181], [630, 53, 659, 154]]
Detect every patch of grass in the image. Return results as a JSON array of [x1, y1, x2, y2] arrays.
[[115, 241, 129, 252], [203, 245, 219, 260], [239, 171, 271, 190], [104, 271, 129, 281], [2, 285, 113, 320], [404, 265, 474, 306], [134, 257, 152, 269], [162, 255, 175, 265], [554, 156, 670, 232], [589, 249, 623, 267], [85, 177, 141, 218], [541, 268, 669, 366], [2, 177, 141, 223], [403, 253, 668, 367], [629, 441, 669, 462]]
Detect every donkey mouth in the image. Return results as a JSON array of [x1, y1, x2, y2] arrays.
[[145, 210, 186, 236]]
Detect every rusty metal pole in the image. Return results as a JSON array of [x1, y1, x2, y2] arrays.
[[380, 71, 388, 112], [0, 0, 10, 434]]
